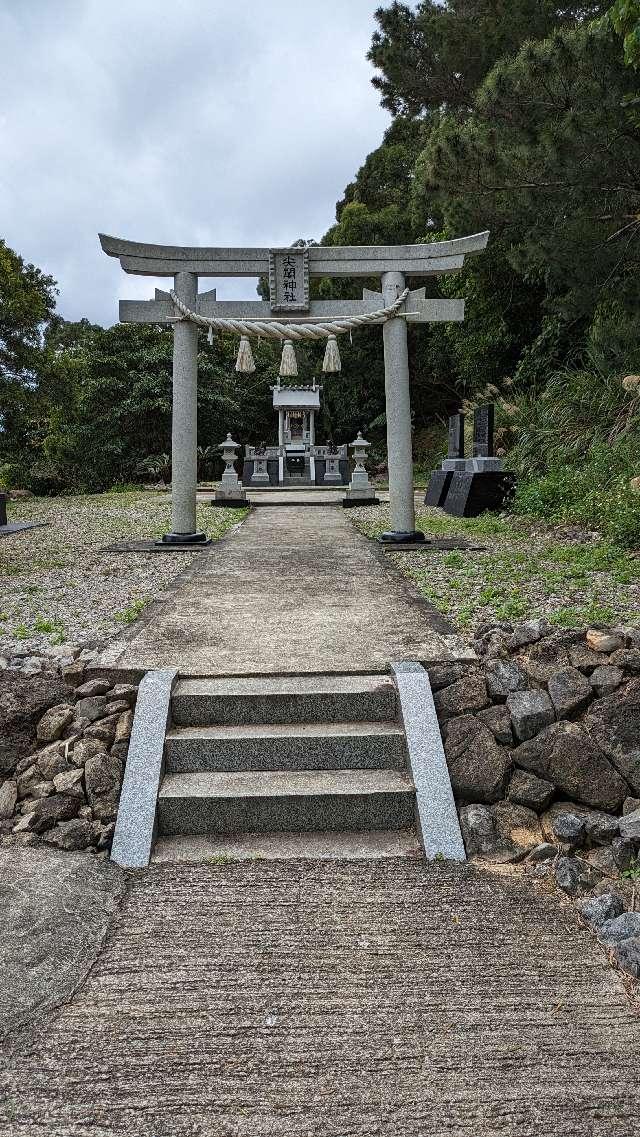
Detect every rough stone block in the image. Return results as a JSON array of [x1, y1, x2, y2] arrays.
[[516, 723, 627, 813], [507, 768, 554, 812], [444, 715, 511, 803], [578, 890, 624, 930], [585, 679, 640, 795], [433, 671, 489, 721], [590, 665, 624, 697], [491, 800, 543, 856], [547, 667, 592, 718], [552, 812, 586, 844], [506, 689, 555, 742], [485, 659, 529, 703], [36, 704, 74, 743], [619, 808, 640, 843], [554, 855, 599, 896], [598, 912, 640, 947], [459, 803, 496, 856], [586, 629, 624, 654], [614, 936, 640, 978], [477, 704, 513, 745]]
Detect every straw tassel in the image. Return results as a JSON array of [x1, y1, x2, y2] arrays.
[[279, 339, 298, 377], [235, 335, 256, 373], [207, 325, 214, 346], [322, 334, 341, 373]]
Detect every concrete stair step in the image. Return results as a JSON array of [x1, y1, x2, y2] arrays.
[[171, 674, 397, 726], [157, 768, 415, 835], [165, 720, 406, 772], [151, 829, 421, 862]]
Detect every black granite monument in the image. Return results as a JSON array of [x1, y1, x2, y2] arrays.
[[0, 493, 6, 528], [424, 412, 465, 507], [473, 403, 494, 457], [442, 404, 514, 517]]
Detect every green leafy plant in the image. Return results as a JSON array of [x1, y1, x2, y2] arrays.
[[34, 615, 64, 635], [622, 857, 640, 882], [115, 597, 150, 625]]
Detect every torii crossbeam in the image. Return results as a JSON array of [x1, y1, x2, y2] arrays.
[[100, 231, 489, 544]]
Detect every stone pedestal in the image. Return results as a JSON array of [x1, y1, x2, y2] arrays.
[[441, 458, 469, 472]]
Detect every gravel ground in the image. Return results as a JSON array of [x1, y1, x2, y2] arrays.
[[349, 503, 640, 637], [0, 493, 245, 657]]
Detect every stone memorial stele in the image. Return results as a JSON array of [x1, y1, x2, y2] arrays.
[[448, 413, 465, 460], [424, 411, 465, 507], [468, 403, 501, 472], [0, 492, 7, 528], [100, 230, 489, 544]]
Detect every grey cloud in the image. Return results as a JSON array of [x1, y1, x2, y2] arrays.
[[0, 0, 389, 324]]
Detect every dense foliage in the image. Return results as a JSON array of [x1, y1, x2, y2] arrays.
[[2, 0, 640, 544]]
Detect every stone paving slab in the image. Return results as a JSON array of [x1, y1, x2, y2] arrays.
[[0, 521, 48, 538], [2, 859, 639, 1136], [94, 505, 474, 676], [152, 829, 422, 861]]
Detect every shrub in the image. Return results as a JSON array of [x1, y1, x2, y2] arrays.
[[511, 442, 640, 547]]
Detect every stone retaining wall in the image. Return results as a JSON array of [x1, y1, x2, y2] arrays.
[[430, 618, 640, 981], [0, 649, 137, 853]]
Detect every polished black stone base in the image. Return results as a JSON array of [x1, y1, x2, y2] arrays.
[[342, 497, 380, 509], [443, 472, 515, 518], [378, 530, 426, 544], [156, 531, 212, 547], [424, 470, 453, 508], [210, 498, 249, 509]]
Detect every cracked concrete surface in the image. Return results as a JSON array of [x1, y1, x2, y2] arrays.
[[2, 859, 639, 1136], [0, 845, 124, 1042]]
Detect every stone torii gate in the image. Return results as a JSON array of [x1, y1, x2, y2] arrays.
[[99, 232, 489, 545]]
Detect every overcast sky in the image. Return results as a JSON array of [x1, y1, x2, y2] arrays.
[[0, 0, 391, 326]]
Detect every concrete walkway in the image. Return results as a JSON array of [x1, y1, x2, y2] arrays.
[[3, 859, 639, 1136], [97, 504, 472, 676]]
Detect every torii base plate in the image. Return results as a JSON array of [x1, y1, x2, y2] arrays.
[[156, 531, 211, 547], [378, 530, 426, 544]]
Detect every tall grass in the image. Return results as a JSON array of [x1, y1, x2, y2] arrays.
[[505, 364, 640, 547]]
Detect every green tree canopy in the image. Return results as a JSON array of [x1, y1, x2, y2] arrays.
[[368, 0, 608, 117]]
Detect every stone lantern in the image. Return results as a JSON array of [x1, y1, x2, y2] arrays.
[[213, 433, 247, 507], [343, 432, 379, 507]]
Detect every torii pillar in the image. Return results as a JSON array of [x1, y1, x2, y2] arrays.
[[168, 271, 205, 543], [99, 232, 489, 545], [382, 270, 415, 538]]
